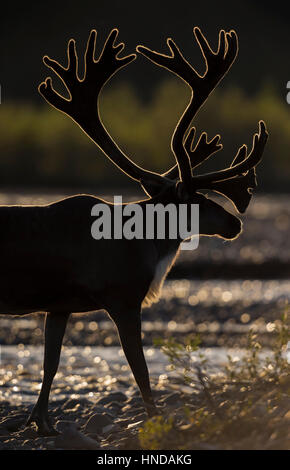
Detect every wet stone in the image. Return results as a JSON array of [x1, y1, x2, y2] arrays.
[[121, 405, 145, 416], [0, 415, 26, 432], [96, 392, 127, 405], [126, 396, 143, 407], [56, 420, 79, 433], [160, 391, 183, 405], [84, 413, 114, 434], [54, 428, 100, 450], [105, 401, 123, 411], [63, 403, 81, 414], [130, 412, 147, 422], [15, 426, 39, 439], [85, 432, 101, 441], [61, 398, 85, 410], [102, 423, 120, 435]]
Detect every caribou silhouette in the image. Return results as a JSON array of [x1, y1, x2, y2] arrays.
[[0, 27, 267, 434]]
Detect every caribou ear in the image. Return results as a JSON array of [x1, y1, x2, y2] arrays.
[[208, 145, 257, 213]]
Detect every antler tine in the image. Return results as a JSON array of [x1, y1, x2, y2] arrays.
[[84, 29, 136, 88], [184, 127, 196, 153], [163, 129, 223, 180], [137, 38, 199, 87], [40, 29, 137, 117], [38, 77, 71, 114], [192, 120, 268, 186], [39, 39, 79, 112], [184, 130, 223, 169], [39, 29, 167, 190], [45, 39, 78, 82], [137, 27, 238, 92]]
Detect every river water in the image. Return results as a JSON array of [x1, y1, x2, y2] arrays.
[[0, 276, 289, 407]]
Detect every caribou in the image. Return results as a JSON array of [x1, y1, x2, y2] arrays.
[[0, 27, 268, 434]]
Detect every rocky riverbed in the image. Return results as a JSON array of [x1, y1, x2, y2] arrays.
[[0, 344, 231, 450]]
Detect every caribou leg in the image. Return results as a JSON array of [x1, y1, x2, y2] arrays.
[[26, 311, 70, 435], [110, 309, 157, 417]]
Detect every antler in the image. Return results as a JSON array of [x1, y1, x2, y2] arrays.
[[137, 27, 238, 192], [163, 128, 223, 180], [39, 27, 268, 205], [164, 121, 267, 212], [138, 28, 268, 204], [192, 120, 268, 186], [39, 29, 165, 189]]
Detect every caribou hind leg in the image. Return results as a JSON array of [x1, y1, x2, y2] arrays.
[[110, 308, 157, 417], [26, 311, 70, 435]]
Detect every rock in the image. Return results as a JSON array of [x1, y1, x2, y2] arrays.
[[153, 389, 168, 398], [115, 417, 132, 428], [122, 405, 145, 416], [54, 421, 99, 450], [56, 420, 79, 433], [126, 396, 143, 407], [105, 401, 123, 411], [63, 403, 81, 414], [62, 397, 94, 410], [96, 392, 127, 405], [102, 423, 117, 435], [61, 399, 79, 410], [121, 404, 132, 413], [0, 415, 26, 432], [21, 441, 33, 449], [55, 431, 100, 450], [84, 413, 114, 434], [61, 398, 91, 411], [160, 392, 183, 406], [130, 411, 147, 422], [85, 432, 101, 441], [45, 440, 55, 450], [127, 420, 144, 430], [16, 426, 39, 439], [118, 435, 141, 450]]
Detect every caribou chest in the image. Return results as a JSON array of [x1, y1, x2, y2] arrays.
[[142, 250, 179, 308]]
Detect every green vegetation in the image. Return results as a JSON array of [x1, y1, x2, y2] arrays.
[[1, 80, 290, 190], [139, 312, 290, 450]]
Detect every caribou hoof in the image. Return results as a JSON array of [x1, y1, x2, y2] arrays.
[[145, 403, 161, 418], [26, 409, 59, 436]]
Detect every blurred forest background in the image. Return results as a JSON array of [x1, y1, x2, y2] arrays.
[[0, 0, 290, 192]]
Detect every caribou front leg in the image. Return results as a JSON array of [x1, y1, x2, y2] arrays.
[[110, 309, 158, 417], [26, 312, 70, 435]]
